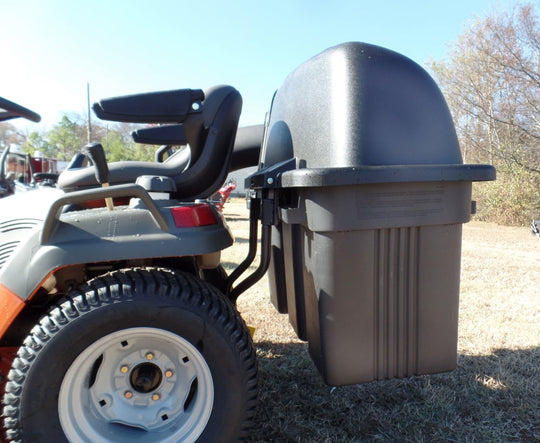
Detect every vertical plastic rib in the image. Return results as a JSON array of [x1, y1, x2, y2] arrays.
[[374, 227, 419, 379]]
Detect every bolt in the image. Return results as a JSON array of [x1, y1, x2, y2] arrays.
[[152, 393, 160, 401], [146, 352, 154, 360], [165, 370, 173, 378], [124, 391, 133, 399], [120, 365, 129, 374]]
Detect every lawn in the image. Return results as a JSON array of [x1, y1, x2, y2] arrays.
[[222, 198, 539, 442]]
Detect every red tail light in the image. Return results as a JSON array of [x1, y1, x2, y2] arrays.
[[170, 204, 218, 228]]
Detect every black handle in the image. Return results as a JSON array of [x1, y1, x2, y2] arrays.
[[84, 143, 109, 184], [0, 97, 41, 123]]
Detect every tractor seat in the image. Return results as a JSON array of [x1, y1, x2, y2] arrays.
[[58, 85, 242, 201]]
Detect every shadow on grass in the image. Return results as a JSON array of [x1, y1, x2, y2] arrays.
[[225, 214, 250, 223], [230, 236, 250, 244], [247, 342, 539, 442]]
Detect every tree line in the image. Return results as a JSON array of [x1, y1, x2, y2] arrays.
[[0, 114, 155, 163], [429, 2, 539, 225]]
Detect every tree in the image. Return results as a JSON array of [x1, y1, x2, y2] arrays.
[[23, 131, 54, 157], [0, 122, 27, 150], [0, 122, 17, 149], [95, 122, 154, 162], [48, 114, 86, 160], [429, 2, 540, 224], [101, 129, 128, 162], [112, 122, 155, 162]]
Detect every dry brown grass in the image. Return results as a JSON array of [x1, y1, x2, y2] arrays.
[[222, 198, 539, 442]]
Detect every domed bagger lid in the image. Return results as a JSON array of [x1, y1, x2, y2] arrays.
[[259, 42, 495, 187]]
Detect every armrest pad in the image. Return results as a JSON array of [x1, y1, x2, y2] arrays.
[[132, 124, 188, 145], [93, 89, 204, 123]]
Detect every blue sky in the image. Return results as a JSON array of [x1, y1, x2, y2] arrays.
[[2, 0, 519, 129]]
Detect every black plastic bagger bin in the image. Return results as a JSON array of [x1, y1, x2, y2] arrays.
[[249, 42, 495, 386]]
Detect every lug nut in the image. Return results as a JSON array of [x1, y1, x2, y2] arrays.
[[165, 370, 173, 378], [146, 352, 154, 360], [124, 391, 133, 399], [120, 365, 129, 373], [152, 393, 160, 401]]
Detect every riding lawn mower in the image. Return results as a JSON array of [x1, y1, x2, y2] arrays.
[[0, 42, 494, 442]]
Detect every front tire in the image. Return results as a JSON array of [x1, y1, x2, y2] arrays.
[[2, 268, 258, 442]]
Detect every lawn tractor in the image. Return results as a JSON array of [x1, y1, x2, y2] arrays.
[[0, 42, 495, 442], [0, 99, 59, 199]]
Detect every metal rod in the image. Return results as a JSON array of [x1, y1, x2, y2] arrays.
[[229, 223, 271, 304], [225, 200, 259, 297]]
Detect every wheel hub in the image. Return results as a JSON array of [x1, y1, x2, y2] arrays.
[[130, 362, 163, 393], [58, 327, 214, 442]]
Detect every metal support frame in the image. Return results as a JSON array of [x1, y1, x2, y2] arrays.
[[225, 195, 272, 304]]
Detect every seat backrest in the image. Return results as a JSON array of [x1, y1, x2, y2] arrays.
[[58, 85, 242, 201], [171, 85, 243, 199]]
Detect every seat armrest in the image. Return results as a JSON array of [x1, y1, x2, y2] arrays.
[[93, 89, 204, 123]]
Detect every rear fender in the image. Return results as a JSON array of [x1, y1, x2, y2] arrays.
[[0, 185, 232, 305]]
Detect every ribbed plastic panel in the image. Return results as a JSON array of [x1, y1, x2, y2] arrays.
[[0, 241, 20, 270], [0, 218, 40, 233], [0, 218, 40, 271], [373, 227, 419, 380], [278, 223, 462, 386]]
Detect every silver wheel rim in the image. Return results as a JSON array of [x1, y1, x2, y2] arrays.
[[58, 327, 214, 442]]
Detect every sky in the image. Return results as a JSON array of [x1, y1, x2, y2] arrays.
[[2, 0, 520, 131]]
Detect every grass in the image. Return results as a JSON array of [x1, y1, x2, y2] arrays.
[[222, 199, 539, 442]]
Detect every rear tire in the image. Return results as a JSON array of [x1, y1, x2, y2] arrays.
[[2, 268, 258, 442], [201, 265, 229, 294]]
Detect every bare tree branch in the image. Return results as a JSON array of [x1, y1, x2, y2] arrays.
[[429, 3, 540, 175]]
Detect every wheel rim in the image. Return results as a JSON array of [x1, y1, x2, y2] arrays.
[[58, 327, 214, 442]]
